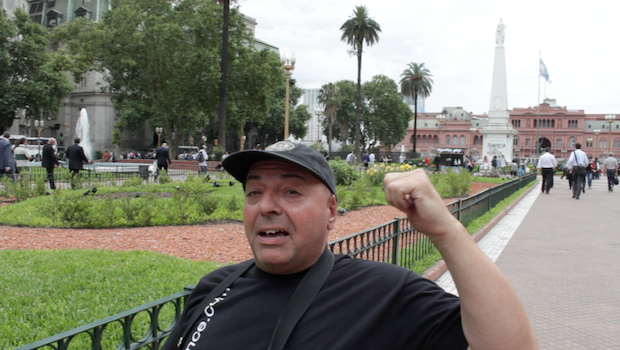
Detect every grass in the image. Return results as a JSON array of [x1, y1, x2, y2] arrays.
[[410, 180, 537, 275], [0, 249, 219, 349], [471, 176, 513, 184]]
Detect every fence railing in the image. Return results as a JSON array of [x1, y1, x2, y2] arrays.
[[14, 173, 537, 350]]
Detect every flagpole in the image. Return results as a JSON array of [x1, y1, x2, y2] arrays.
[[536, 52, 541, 156]]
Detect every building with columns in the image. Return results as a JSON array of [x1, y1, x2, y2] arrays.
[[393, 99, 620, 161]]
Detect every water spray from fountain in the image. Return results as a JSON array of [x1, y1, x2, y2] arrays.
[[75, 108, 94, 162]]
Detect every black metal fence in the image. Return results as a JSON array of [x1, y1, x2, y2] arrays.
[[14, 173, 537, 350]]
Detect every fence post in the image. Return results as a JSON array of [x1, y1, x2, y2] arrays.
[[391, 219, 400, 265], [457, 199, 462, 221]]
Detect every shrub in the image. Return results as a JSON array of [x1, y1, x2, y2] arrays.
[[363, 162, 414, 186], [429, 169, 472, 198], [213, 146, 225, 161], [94, 150, 103, 161], [329, 160, 359, 186], [122, 176, 144, 188], [157, 170, 171, 184]]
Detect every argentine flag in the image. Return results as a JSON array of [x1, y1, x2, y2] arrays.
[[539, 59, 550, 83]]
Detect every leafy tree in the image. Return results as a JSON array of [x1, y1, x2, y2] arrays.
[[320, 80, 356, 149], [400, 62, 433, 154], [54, 0, 281, 157], [318, 83, 338, 155], [248, 83, 311, 147], [361, 75, 412, 151], [0, 9, 73, 131], [340, 5, 381, 160]]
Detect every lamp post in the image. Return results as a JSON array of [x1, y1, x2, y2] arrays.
[[605, 114, 616, 154], [469, 127, 477, 155], [280, 53, 296, 140], [202, 135, 207, 148], [155, 127, 163, 146], [436, 114, 446, 149], [594, 128, 601, 156], [239, 134, 246, 151], [34, 119, 44, 161], [587, 137, 593, 149]]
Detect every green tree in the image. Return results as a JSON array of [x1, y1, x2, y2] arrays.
[[318, 83, 338, 155], [340, 5, 381, 160], [248, 83, 311, 147], [399, 62, 433, 154], [320, 80, 356, 149], [361, 75, 412, 151], [54, 0, 280, 157], [0, 9, 73, 131]]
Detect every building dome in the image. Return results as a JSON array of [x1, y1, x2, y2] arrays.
[[446, 108, 470, 121]]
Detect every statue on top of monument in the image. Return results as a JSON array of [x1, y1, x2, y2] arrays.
[[496, 18, 505, 45]]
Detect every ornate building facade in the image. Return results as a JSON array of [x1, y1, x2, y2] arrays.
[[394, 99, 620, 160]]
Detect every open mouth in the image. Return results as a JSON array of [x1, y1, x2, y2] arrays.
[[260, 229, 289, 238]]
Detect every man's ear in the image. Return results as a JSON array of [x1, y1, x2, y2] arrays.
[[326, 194, 338, 230]]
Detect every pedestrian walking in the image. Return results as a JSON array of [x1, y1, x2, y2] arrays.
[[566, 143, 588, 199], [603, 152, 618, 192], [536, 148, 557, 194]]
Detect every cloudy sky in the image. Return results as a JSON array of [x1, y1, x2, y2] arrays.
[[239, 0, 619, 115]]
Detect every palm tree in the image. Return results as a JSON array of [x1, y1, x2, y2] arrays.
[[400, 62, 433, 155], [216, 0, 235, 151], [318, 83, 339, 156], [340, 5, 381, 160]]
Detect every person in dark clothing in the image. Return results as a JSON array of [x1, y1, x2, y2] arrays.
[[433, 154, 441, 173], [65, 138, 90, 188], [155, 142, 171, 178], [41, 138, 60, 189], [161, 141, 537, 350], [0, 131, 15, 180]]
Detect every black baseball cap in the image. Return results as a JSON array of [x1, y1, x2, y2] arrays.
[[222, 141, 337, 198]]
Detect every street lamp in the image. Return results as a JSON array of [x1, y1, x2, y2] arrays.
[[155, 127, 163, 146], [594, 128, 601, 155], [469, 127, 477, 155], [239, 134, 246, 151], [202, 135, 207, 148], [436, 114, 446, 148], [280, 53, 296, 140], [605, 114, 616, 154], [587, 137, 593, 148], [34, 119, 44, 161]]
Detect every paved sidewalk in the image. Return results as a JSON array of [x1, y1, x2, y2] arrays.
[[437, 176, 620, 349]]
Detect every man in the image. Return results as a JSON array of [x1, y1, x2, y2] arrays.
[[155, 142, 172, 178], [566, 143, 588, 199], [13, 137, 31, 179], [197, 146, 208, 174], [491, 155, 499, 177], [346, 151, 357, 166], [536, 148, 557, 194], [433, 153, 440, 172], [399, 154, 405, 164], [41, 138, 60, 189], [66, 138, 90, 187], [499, 155, 507, 175], [368, 151, 375, 166], [362, 151, 369, 168], [603, 152, 618, 192], [0, 131, 15, 180], [162, 141, 537, 350]]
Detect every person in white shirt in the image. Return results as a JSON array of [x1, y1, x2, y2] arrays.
[[198, 146, 208, 174], [499, 155, 507, 175], [399, 154, 405, 164], [368, 152, 375, 166], [603, 152, 619, 192], [566, 143, 588, 199], [536, 148, 557, 194]]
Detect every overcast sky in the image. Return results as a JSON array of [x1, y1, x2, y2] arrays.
[[239, 0, 620, 115]]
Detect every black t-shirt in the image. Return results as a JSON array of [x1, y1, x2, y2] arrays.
[[162, 255, 467, 350]]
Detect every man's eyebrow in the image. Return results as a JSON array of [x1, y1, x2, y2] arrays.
[[245, 173, 308, 183]]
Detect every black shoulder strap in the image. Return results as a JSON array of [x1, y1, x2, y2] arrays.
[[267, 249, 335, 350], [177, 260, 254, 349]]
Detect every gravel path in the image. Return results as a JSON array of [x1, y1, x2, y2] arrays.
[[0, 183, 496, 264]]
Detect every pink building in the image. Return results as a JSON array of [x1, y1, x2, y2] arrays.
[[393, 99, 620, 160]]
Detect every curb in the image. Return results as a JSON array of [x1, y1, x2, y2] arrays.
[[421, 180, 538, 281]]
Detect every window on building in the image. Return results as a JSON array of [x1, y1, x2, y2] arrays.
[[434, 135, 439, 144], [446, 135, 451, 145], [75, 7, 92, 19], [615, 140, 620, 148], [586, 139, 593, 148], [568, 120, 578, 128], [47, 0, 55, 8], [557, 139, 562, 148], [569, 137, 576, 147], [460, 135, 465, 145], [511, 119, 521, 128], [29, 1, 44, 23], [600, 139, 607, 149], [588, 124, 591, 129], [513, 136, 518, 146], [526, 139, 531, 146], [46, 10, 62, 27]]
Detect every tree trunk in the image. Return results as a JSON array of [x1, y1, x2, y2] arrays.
[[217, 0, 230, 151], [413, 91, 418, 154], [354, 40, 363, 161], [328, 112, 333, 155], [340, 121, 348, 150]]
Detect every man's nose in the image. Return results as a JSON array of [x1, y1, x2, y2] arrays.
[[258, 191, 282, 216]]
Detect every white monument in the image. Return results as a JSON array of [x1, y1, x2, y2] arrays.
[[481, 19, 517, 161]]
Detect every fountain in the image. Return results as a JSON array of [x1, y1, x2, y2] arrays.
[[75, 108, 94, 161]]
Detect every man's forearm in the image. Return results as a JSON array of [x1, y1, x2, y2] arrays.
[[430, 222, 538, 350]]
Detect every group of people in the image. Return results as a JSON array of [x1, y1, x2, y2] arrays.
[[539, 143, 619, 198], [0, 131, 91, 189]]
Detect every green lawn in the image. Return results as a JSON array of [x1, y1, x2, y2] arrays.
[[0, 249, 218, 349]]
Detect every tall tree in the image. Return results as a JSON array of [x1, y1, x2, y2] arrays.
[[318, 83, 338, 155], [361, 75, 412, 151], [320, 80, 356, 149], [0, 9, 73, 131], [340, 5, 381, 160], [215, 0, 233, 151], [399, 62, 433, 155], [55, 0, 280, 158]]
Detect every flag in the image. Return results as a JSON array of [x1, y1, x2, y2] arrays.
[[539, 59, 550, 83]]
